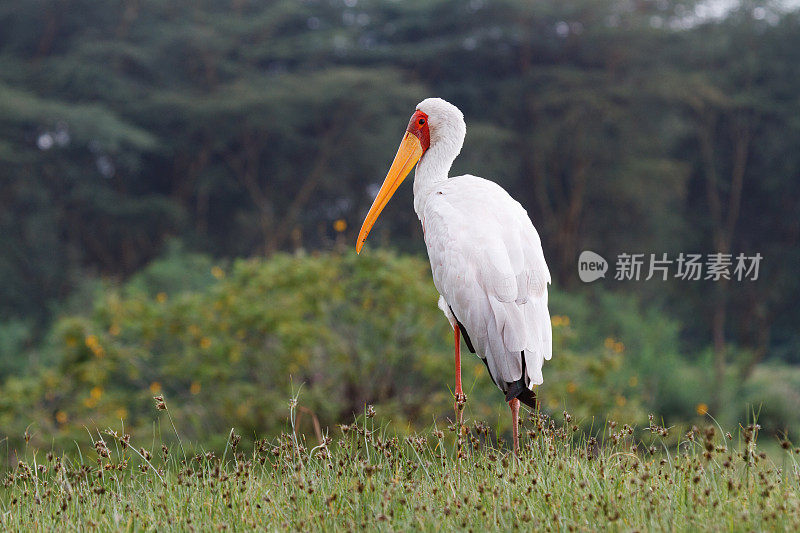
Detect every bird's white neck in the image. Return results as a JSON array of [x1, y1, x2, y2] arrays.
[[413, 134, 463, 217]]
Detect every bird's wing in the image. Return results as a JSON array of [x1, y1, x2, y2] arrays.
[[423, 175, 552, 389]]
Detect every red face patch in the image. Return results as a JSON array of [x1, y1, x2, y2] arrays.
[[406, 110, 430, 152]]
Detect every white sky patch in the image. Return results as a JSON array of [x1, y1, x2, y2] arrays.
[[678, 0, 800, 27]]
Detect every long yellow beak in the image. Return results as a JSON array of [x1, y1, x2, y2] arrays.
[[356, 132, 424, 254]]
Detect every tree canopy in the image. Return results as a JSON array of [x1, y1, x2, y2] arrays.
[[1, 0, 799, 444]]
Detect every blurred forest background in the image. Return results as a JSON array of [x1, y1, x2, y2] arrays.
[[1, 0, 799, 454]]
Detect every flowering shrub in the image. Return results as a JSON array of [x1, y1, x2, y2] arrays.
[[3, 249, 791, 454]]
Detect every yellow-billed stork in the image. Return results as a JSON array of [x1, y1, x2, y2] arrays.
[[356, 98, 552, 454]]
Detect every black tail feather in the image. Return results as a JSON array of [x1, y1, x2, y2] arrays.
[[449, 306, 476, 354], [503, 350, 538, 409], [504, 379, 538, 409]]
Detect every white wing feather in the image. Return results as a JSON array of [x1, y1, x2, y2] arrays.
[[423, 175, 551, 390]]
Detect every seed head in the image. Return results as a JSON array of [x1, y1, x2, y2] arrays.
[[153, 395, 166, 410], [94, 439, 110, 458]]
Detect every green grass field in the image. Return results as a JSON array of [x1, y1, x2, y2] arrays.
[[2, 401, 799, 532]]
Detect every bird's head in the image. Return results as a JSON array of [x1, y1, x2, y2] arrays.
[[356, 98, 465, 254]]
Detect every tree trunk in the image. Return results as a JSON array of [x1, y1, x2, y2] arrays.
[[696, 107, 751, 414]]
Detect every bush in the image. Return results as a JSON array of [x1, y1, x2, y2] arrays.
[[3, 249, 794, 454], [740, 363, 800, 436], [2, 250, 464, 451], [545, 289, 685, 426]]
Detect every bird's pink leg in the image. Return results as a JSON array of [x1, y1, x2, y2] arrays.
[[508, 397, 520, 455], [454, 325, 467, 426]]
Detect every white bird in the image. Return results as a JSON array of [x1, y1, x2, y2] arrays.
[[356, 98, 552, 454]]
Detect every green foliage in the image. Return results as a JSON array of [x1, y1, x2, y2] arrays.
[[1, 251, 456, 452], [546, 289, 684, 425], [123, 239, 219, 297], [1, 0, 799, 374], [1, 0, 799, 464], [0, 81, 157, 155], [0, 319, 33, 377], [0, 249, 690, 454], [741, 363, 800, 436]]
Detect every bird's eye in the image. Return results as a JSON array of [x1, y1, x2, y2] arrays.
[[418, 118, 426, 125]]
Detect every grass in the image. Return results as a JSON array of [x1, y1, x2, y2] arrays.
[[1, 398, 799, 532]]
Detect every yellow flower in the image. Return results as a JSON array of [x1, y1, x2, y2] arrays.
[[615, 395, 627, 407], [156, 292, 168, 303], [65, 336, 78, 348], [55, 411, 68, 424], [211, 266, 225, 279], [188, 325, 201, 336], [190, 381, 201, 395], [85, 335, 105, 358], [90, 386, 103, 400], [150, 381, 162, 394], [696, 403, 708, 416], [561, 315, 570, 326], [200, 337, 212, 349], [333, 219, 347, 233], [628, 375, 638, 387], [614, 341, 625, 353], [604, 337, 615, 349], [83, 397, 97, 408], [115, 408, 128, 420], [109, 323, 121, 336], [551, 316, 562, 327], [566, 381, 577, 394]]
